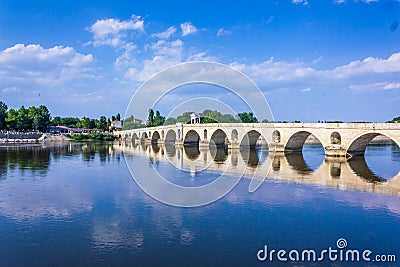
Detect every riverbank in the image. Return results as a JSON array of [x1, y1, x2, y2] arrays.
[[38, 133, 72, 142], [0, 132, 118, 143]]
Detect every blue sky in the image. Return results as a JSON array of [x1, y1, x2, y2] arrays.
[[0, 0, 399, 122]]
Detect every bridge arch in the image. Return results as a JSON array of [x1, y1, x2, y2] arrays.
[[152, 131, 161, 143], [210, 129, 228, 146], [331, 132, 341, 145], [184, 130, 200, 145], [124, 133, 129, 140], [132, 133, 139, 141], [284, 131, 324, 152], [231, 129, 238, 143], [272, 130, 281, 143], [240, 130, 267, 148], [165, 129, 176, 143], [347, 132, 400, 156], [141, 132, 148, 142]]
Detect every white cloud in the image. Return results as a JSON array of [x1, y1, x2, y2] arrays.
[[0, 44, 94, 87], [1, 86, 18, 94], [88, 15, 144, 47], [229, 52, 400, 95], [334, 0, 346, 4], [383, 82, 400, 90], [180, 22, 198, 36], [114, 43, 137, 70], [292, 0, 309, 5], [330, 52, 400, 78], [122, 38, 218, 82], [186, 51, 219, 62], [151, 26, 177, 39], [300, 87, 312, 92], [216, 28, 232, 37], [125, 39, 184, 81], [349, 82, 400, 93], [230, 58, 317, 83]]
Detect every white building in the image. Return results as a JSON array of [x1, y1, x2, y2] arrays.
[[190, 113, 200, 124]]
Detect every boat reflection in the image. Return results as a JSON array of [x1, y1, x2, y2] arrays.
[[118, 142, 400, 197]]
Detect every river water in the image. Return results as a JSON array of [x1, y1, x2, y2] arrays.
[[0, 142, 399, 266]]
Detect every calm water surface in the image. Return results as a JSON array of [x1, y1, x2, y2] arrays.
[[0, 142, 399, 266]]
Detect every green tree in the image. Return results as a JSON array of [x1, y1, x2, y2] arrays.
[[176, 112, 193, 124], [116, 113, 121, 121], [31, 105, 51, 131], [164, 117, 177, 125], [122, 115, 146, 130], [5, 109, 18, 130], [200, 110, 238, 123], [0, 101, 7, 130], [153, 110, 165, 126], [17, 106, 32, 131], [80, 117, 96, 129], [237, 112, 258, 123], [147, 109, 154, 126], [63, 117, 81, 128], [97, 116, 108, 130], [388, 117, 400, 123], [52, 116, 62, 126]]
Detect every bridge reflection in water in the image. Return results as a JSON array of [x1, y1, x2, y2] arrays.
[[118, 141, 400, 197]]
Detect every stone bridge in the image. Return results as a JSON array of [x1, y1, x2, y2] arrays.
[[114, 122, 400, 156]]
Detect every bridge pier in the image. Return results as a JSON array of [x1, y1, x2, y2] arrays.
[[153, 138, 165, 145], [199, 140, 210, 148], [174, 140, 184, 147], [324, 145, 347, 157], [269, 143, 285, 153], [228, 142, 240, 149]]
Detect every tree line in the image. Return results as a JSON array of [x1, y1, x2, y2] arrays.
[[0, 101, 51, 132], [122, 109, 260, 130], [162, 109, 259, 125], [0, 101, 122, 132]]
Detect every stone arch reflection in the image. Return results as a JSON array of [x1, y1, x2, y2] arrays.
[[118, 141, 400, 197], [348, 156, 387, 183], [184, 145, 200, 160], [239, 146, 268, 167], [165, 143, 176, 157], [285, 152, 314, 175], [213, 147, 228, 163]]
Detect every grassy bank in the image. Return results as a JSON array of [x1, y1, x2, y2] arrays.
[[69, 132, 117, 141]]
